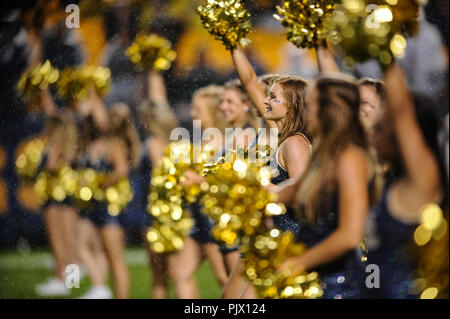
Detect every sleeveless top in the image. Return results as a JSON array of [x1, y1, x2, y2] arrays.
[[366, 181, 419, 298], [270, 132, 312, 234], [296, 191, 365, 299]]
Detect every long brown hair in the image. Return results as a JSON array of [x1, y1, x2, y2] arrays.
[[44, 110, 78, 164], [295, 75, 368, 223], [108, 103, 141, 168], [273, 76, 309, 145]]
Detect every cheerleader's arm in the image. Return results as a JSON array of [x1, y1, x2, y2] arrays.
[[316, 42, 339, 74], [231, 48, 277, 128]]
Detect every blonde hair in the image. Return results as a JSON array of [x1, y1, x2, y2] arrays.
[[193, 85, 227, 134], [224, 79, 261, 130], [295, 75, 368, 223]]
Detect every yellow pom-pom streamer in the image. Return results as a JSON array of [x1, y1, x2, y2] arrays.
[[73, 168, 133, 216], [241, 229, 323, 299], [201, 158, 282, 247], [34, 165, 78, 204], [15, 138, 46, 181], [326, 0, 423, 67], [275, 0, 336, 49], [200, 146, 323, 298], [196, 0, 252, 50], [126, 33, 177, 71], [147, 141, 206, 253], [17, 60, 59, 101], [57, 66, 111, 102], [410, 203, 449, 299]]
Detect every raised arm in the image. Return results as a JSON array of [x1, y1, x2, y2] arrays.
[[231, 48, 277, 128], [316, 42, 339, 74], [26, 28, 43, 71], [39, 89, 57, 117], [148, 71, 168, 106], [384, 65, 441, 199], [88, 87, 110, 133]]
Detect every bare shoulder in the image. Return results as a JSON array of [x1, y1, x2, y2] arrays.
[[337, 145, 369, 176], [282, 134, 311, 155], [279, 134, 312, 171]]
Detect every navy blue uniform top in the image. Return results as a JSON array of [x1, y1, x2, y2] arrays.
[[366, 181, 419, 298], [296, 191, 365, 299], [269, 132, 311, 235]]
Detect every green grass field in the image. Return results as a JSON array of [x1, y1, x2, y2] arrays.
[[0, 247, 223, 299]]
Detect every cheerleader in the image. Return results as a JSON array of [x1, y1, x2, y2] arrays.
[[76, 94, 140, 299], [276, 75, 372, 299], [34, 110, 80, 297], [222, 48, 313, 298], [138, 71, 178, 298], [366, 65, 447, 298], [168, 84, 230, 298], [214, 79, 262, 277], [179, 78, 261, 293]]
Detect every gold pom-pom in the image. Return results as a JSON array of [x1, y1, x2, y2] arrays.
[[34, 165, 78, 204], [15, 138, 47, 181], [17, 60, 60, 101], [326, 0, 423, 67], [146, 141, 205, 253], [126, 34, 177, 71], [410, 203, 449, 299], [200, 144, 323, 298], [275, 0, 336, 49], [200, 149, 284, 247], [57, 66, 111, 102], [104, 178, 134, 216], [241, 229, 323, 299], [196, 0, 252, 50], [73, 168, 133, 215]]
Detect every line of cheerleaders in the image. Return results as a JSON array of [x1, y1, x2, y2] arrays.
[[18, 40, 448, 299]]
